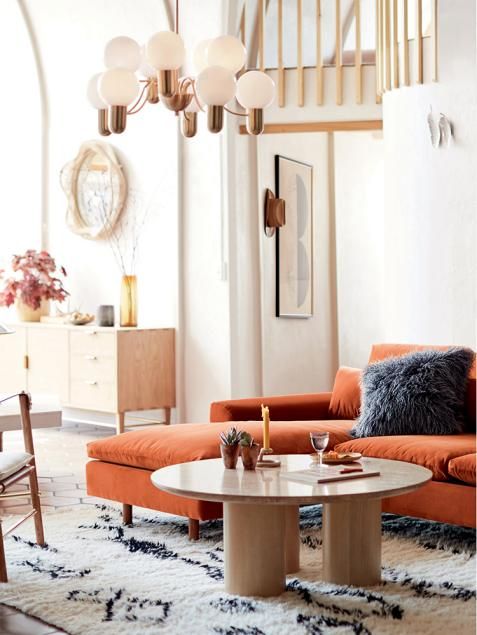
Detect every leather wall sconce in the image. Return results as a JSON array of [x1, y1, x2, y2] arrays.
[[264, 188, 286, 237]]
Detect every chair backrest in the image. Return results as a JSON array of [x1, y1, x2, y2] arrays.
[[18, 392, 35, 455], [368, 344, 476, 432]]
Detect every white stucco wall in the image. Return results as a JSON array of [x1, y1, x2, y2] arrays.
[[382, 0, 476, 347]]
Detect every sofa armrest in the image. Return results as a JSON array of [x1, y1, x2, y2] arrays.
[[210, 392, 333, 423]]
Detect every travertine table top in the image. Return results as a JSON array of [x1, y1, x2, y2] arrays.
[[152, 454, 432, 505]]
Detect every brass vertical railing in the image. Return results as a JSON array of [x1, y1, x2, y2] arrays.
[[376, 0, 437, 97], [354, 0, 362, 104], [238, 0, 438, 108], [297, 0, 304, 106], [277, 0, 285, 106], [335, 0, 343, 105], [316, 0, 323, 105]]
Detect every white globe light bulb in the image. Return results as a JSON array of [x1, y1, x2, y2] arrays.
[[236, 70, 275, 109], [146, 31, 185, 70], [87, 73, 107, 109], [207, 36, 246, 74], [98, 68, 140, 106], [104, 36, 141, 71], [193, 39, 211, 73], [138, 45, 156, 79], [196, 66, 236, 106]]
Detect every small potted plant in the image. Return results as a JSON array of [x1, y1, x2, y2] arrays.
[[239, 432, 261, 470], [0, 250, 68, 322], [219, 426, 243, 469]]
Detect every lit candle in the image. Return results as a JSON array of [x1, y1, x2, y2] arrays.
[[261, 404, 270, 450]]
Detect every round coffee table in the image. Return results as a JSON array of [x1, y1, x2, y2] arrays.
[[151, 455, 431, 597]]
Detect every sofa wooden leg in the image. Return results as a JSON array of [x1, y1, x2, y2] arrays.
[[188, 518, 199, 540], [123, 504, 132, 525]]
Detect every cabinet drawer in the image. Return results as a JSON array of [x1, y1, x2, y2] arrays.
[[70, 330, 115, 358], [70, 354, 116, 381], [70, 378, 116, 412]]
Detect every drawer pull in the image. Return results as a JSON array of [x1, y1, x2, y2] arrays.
[[84, 355, 98, 361], [86, 330, 97, 336], [84, 380, 98, 386]]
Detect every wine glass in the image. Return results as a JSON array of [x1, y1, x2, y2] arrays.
[[310, 432, 329, 467]]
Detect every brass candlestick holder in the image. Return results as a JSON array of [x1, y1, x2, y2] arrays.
[[256, 447, 281, 468]]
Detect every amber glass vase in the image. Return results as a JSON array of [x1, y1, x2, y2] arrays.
[[120, 275, 138, 327]]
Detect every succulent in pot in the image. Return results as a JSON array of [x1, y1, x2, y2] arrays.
[[239, 432, 261, 471], [219, 426, 243, 469]]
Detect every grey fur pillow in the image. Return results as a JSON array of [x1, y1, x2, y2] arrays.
[[351, 347, 474, 437]]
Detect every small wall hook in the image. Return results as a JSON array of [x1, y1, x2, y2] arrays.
[[264, 188, 286, 237]]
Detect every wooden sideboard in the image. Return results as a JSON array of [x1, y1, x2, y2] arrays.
[[0, 324, 175, 433]]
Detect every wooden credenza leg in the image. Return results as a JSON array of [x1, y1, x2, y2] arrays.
[[0, 432, 3, 452], [164, 407, 171, 425], [116, 413, 125, 434]]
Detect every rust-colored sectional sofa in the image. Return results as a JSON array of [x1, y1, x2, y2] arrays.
[[86, 344, 476, 532]]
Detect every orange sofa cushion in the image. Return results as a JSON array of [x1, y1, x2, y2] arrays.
[[335, 434, 476, 481], [87, 420, 354, 471], [329, 367, 361, 420], [210, 392, 332, 423], [369, 344, 476, 431], [448, 453, 476, 485]]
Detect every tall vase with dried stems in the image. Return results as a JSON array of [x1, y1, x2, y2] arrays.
[[94, 187, 149, 330], [120, 275, 137, 327]]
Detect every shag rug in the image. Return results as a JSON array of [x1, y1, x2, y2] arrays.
[[0, 504, 475, 635]]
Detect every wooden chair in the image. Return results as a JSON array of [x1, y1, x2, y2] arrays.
[[0, 392, 44, 582]]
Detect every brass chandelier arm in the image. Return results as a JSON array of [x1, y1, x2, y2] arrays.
[[224, 106, 246, 117], [127, 80, 152, 115]]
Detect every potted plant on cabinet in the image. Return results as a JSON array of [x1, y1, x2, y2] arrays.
[[219, 426, 243, 469], [239, 432, 261, 470], [0, 250, 69, 322]]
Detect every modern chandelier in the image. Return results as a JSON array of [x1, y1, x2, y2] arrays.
[[87, 2, 276, 138]]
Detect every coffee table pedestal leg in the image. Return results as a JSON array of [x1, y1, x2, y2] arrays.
[[322, 498, 381, 586], [284, 505, 300, 574], [224, 502, 286, 597]]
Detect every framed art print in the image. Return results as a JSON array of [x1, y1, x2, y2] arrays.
[[275, 155, 313, 318]]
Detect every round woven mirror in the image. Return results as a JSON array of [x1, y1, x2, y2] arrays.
[[60, 141, 127, 240]]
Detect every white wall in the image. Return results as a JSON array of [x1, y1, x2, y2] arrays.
[[178, 0, 232, 421], [382, 0, 477, 347], [0, 1, 42, 285], [256, 132, 338, 394], [22, 0, 178, 330], [334, 130, 385, 367]]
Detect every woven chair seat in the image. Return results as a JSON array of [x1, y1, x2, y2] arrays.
[[0, 451, 32, 481]]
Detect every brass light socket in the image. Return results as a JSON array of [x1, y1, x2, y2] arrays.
[[147, 80, 159, 104], [247, 108, 264, 135], [98, 109, 111, 136], [158, 69, 178, 98], [110, 105, 127, 134], [182, 112, 198, 138], [207, 105, 224, 133]]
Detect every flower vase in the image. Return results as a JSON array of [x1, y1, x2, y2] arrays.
[[120, 275, 138, 327], [16, 299, 49, 322]]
